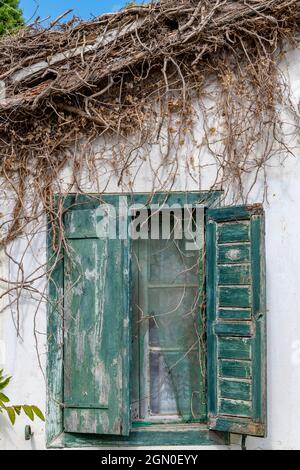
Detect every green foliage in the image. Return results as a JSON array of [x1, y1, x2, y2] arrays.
[[0, 369, 45, 426], [0, 0, 24, 36], [124, 2, 140, 9]]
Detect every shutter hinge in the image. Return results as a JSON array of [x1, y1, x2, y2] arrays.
[[241, 435, 247, 451]]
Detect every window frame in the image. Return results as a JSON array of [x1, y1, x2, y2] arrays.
[[47, 191, 229, 448]]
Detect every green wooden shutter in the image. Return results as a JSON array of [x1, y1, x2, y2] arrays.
[[206, 205, 266, 437], [62, 207, 131, 436]]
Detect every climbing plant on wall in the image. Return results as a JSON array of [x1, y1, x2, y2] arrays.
[[0, 0, 299, 374], [0, 0, 299, 246]]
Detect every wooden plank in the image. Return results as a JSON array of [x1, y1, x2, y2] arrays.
[[11, 19, 146, 84], [218, 223, 250, 243], [218, 338, 251, 360], [209, 418, 264, 437], [251, 215, 267, 428], [64, 404, 108, 409], [207, 205, 263, 223], [220, 380, 251, 401], [47, 236, 64, 446], [206, 219, 218, 418], [219, 399, 252, 418], [219, 286, 251, 308], [63, 234, 131, 436], [60, 424, 229, 448], [220, 360, 252, 379], [64, 209, 99, 238], [64, 240, 108, 410], [218, 264, 251, 285], [214, 322, 253, 337], [218, 244, 250, 264]]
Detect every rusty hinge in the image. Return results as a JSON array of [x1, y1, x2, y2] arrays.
[[241, 434, 247, 451]]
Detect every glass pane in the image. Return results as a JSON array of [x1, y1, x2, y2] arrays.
[[131, 210, 205, 423], [149, 239, 199, 285], [150, 352, 177, 415], [149, 351, 202, 420], [148, 287, 200, 349]]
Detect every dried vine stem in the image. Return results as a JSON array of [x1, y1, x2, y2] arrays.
[[0, 0, 299, 342]]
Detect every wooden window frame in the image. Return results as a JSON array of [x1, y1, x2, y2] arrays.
[[47, 191, 229, 448]]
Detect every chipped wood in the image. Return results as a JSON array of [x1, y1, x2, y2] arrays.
[[206, 205, 267, 438]]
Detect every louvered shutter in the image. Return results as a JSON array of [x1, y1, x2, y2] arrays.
[[206, 205, 266, 437]]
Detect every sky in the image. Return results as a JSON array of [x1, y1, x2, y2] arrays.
[[19, 1, 145, 23]]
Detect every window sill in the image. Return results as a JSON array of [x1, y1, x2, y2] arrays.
[[47, 423, 229, 448]]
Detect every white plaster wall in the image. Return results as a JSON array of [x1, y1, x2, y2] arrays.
[[0, 49, 300, 450]]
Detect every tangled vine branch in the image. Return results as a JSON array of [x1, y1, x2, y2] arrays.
[[0, 1, 299, 353]]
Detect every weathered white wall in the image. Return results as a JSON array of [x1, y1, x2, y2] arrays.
[[0, 48, 300, 450]]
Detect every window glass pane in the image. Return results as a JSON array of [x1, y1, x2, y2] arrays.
[[150, 351, 202, 419], [131, 210, 205, 423], [148, 287, 199, 349], [150, 352, 177, 415], [149, 239, 198, 284]]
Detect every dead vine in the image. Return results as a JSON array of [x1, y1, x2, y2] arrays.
[[0, 1, 299, 365], [0, 0, 299, 241]]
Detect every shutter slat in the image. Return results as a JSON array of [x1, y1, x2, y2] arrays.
[[219, 286, 251, 308], [218, 265, 251, 285], [218, 244, 251, 264], [219, 399, 252, 418], [218, 309, 251, 320], [220, 380, 251, 401], [218, 222, 250, 243], [218, 337, 252, 360], [220, 360, 252, 380], [214, 322, 253, 337], [206, 205, 266, 438]]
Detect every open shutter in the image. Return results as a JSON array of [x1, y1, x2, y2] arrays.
[[62, 206, 131, 436], [206, 205, 266, 437]]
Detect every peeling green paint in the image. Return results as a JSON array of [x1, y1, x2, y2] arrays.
[[206, 205, 267, 438], [47, 192, 230, 448]]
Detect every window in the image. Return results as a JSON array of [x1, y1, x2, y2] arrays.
[[131, 210, 206, 424], [47, 193, 266, 448]]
